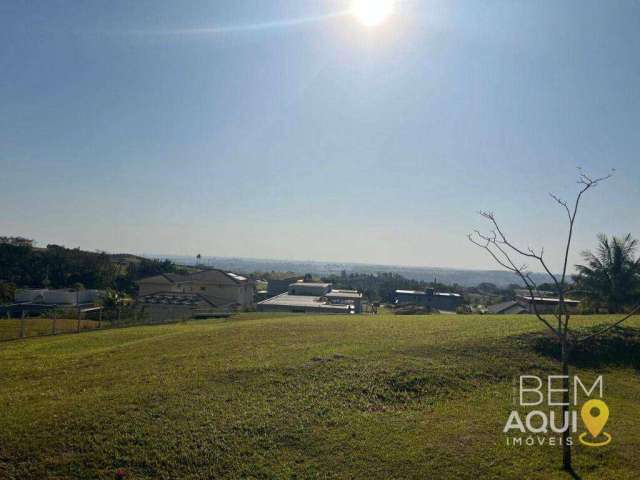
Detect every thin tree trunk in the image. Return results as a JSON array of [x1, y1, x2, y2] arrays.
[[561, 338, 572, 470]]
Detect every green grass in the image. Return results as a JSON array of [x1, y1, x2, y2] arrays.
[[0, 313, 638, 479]]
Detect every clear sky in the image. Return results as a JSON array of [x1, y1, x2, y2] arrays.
[[1, 0, 639, 271]]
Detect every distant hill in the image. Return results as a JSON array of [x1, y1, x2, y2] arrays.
[[148, 255, 551, 288], [108, 253, 146, 265]]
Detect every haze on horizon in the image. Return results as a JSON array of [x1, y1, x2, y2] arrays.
[[2, 1, 639, 272]]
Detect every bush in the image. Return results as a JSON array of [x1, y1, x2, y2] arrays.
[[0, 282, 16, 304]]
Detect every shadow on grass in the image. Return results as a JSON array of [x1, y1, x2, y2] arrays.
[[516, 324, 640, 370]]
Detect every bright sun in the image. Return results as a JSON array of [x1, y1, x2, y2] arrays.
[[352, 0, 395, 27]]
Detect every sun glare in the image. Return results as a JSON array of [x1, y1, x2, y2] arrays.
[[352, 0, 395, 27]]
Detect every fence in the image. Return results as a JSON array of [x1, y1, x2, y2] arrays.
[[0, 316, 103, 341], [0, 306, 231, 342]]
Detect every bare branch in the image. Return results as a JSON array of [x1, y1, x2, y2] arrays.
[[477, 210, 562, 298], [550, 193, 572, 221], [577, 304, 640, 343], [559, 170, 613, 292], [468, 231, 561, 337]]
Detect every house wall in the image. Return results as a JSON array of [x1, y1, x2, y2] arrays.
[[137, 278, 177, 297], [325, 297, 362, 313], [257, 303, 349, 314], [194, 281, 253, 308], [429, 296, 463, 311], [137, 272, 254, 309], [15, 289, 104, 305], [189, 271, 253, 308], [396, 292, 424, 304], [395, 292, 462, 311], [524, 302, 579, 314], [15, 289, 47, 303]]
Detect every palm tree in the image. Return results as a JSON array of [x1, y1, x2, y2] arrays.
[[574, 233, 640, 313], [101, 288, 122, 309]]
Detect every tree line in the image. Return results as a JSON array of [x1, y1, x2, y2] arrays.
[[0, 244, 178, 302]]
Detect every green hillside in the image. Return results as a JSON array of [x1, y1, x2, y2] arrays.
[[1, 314, 638, 479]]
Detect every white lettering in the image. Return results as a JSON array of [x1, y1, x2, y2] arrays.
[[574, 376, 603, 405], [520, 375, 543, 406], [526, 411, 548, 434], [504, 411, 526, 433], [548, 375, 569, 406]]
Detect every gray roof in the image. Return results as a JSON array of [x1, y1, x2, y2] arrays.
[[139, 269, 248, 285], [487, 300, 526, 314], [516, 295, 580, 305], [395, 289, 462, 298], [258, 293, 351, 311], [324, 291, 362, 299], [225, 272, 248, 282], [139, 292, 216, 307]]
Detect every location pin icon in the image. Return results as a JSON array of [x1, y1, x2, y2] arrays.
[[581, 399, 609, 438]]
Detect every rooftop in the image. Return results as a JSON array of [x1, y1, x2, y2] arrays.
[[395, 289, 462, 298], [289, 282, 331, 288], [487, 300, 527, 314], [324, 290, 363, 299], [517, 295, 580, 305], [225, 272, 248, 282], [258, 293, 352, 311], [140, 292, 214, 306], [139, 269, 248, 285]]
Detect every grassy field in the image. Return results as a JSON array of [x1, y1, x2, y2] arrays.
[[0, 313, 638, 479]]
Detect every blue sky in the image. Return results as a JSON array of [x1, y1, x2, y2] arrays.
[[1, 0, 639, 271]]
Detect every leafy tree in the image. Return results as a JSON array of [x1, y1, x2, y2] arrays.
[[135, 258, 176, 278], [475, 282, 499, 294], [0, 243, 176, 294], [101, 288, 123, 309], [574, 234, 640, 313], [0, 282, 16, 304]]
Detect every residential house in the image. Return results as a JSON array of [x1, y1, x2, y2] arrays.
[[487, 296, 581, 314], [257, 283, 363, 314], [487, 300, 528, 315], [394, 288, 463, 312], [138, 292, 220, 321], [136, 269, 254, 310], [515, 295, 580, 314], [323, 289, 363, 313], [2, 288, 105, 317]]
